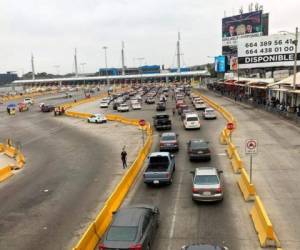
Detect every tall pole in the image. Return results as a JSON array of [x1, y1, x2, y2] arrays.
[[293, 27, 298, 91], [31, 53, 35, 80], [102, 46, 108, 85], [74, 48, 78, 77], [80, 62, 86, 74], [121, 41, 125, 76], [177, 32, 181, 73]]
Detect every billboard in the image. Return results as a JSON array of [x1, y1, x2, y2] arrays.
[[222, 11, 263, 46], [238, 34, 300, 69], [214, 56, 226, 73]]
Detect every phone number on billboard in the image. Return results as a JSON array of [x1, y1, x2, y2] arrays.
[[245, 46, 294, 54], [245, 39, 294, 48]]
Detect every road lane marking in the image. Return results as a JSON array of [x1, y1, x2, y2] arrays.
[[167, 171, 184, 250]]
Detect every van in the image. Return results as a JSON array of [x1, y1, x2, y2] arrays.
[[183, 113, 200, 129]]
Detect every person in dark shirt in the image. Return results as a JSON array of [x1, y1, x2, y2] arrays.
[[121, 147, 127, 169]]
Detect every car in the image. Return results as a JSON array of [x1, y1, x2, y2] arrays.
[[181, 244, 228, 250], [153, 114, 172, 130], [132, 102, 142, 110], [100, 100, 109, 108], [117, 103, 130, 112], [176, 99, 184, 108], [156, 102, 166, 111], [190, 167, 224, 202], [99, 205, 159, 250], [145, 97, 155, 104], [203, 108, 217, 119], [187, 139, 211, 161], [183, 113, 201, 129], [41, 104, 55, 112], [181, 109, 193, 121], [143, 152, 175, 185], [18, 102, 29, 112], [88, 114, 107, 123], [159, 132, 179, 152], [23, 97, 34, 105], [194, 100, 206, 110], [178, 104, 188, 115]]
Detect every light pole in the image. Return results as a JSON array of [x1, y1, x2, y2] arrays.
[[102, 46, 109, 86], [80, 62, 86, 74]]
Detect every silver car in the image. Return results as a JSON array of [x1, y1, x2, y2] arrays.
[[190, 167, 224, 202]]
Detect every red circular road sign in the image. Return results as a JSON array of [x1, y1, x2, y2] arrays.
[[227, 122, 235, 131], [139, 119, 146, 126]]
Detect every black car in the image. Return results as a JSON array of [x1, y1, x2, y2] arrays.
[[187, 139, 211, 161], [156, 102, 166, 111], [41, 104, 55, 112], [99, 205, 159, 250], [113, 102, 120, 110], [145, 97, 155, 104], [181, 244, 228, 250]]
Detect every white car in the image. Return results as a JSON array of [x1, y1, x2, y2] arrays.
[[100, 101, 109, 108], [24, 97, 34, 105], [183, 113, 201, 129], [132, 102, 142, 110], [117, 103, 130, 112], [194, 100, 206, 110], [203, 108, 217, 119], [88, 114, 107, 123]]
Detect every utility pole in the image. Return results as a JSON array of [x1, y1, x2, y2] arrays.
[[74, 48, 78, 77], [121, 41, 125, 75], [31, 53, 35, 80], [80, 62, 86, 74], [177, 32, 181, 73], [102, 46, 109, 85]]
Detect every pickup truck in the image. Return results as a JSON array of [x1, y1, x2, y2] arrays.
[[143, 152, 175, 185], [153, 114, 172, 130]]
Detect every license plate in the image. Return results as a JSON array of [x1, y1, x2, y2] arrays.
[[198, 151, 203, 153], [203, 191, 211, 195], [153, 180, 159, 184]]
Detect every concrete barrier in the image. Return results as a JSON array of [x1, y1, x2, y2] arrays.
[[250, 196, 281, 247], [238, 168, 256, 201], [0, 165, 14, 182], [0, 143, 4, 152], [226, 141, 236, 159], [230, 149, 244, 173], [15, 151, 26, 169], [4, 145, 17, 158]]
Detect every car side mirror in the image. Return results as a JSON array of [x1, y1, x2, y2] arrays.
[[171, 154, 175, 158], [218, 170, 223, 174], [190, 171, 195, 175]]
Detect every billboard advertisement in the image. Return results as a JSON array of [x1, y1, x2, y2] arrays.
[[222, 11, 263, 46], [215, 56, 226, 73], [238, 34, 300, 69]]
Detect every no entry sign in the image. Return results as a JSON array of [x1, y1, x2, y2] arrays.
[[227, 122, 235, 131], [139, 119, 146, 127], [245, 139, 258, 154]]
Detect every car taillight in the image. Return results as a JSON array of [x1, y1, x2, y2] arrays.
[[216, 186, 222, 193], [130, 243, 142, 250], [166, 173, 169, 178], [98, 244, 106, 250], [192, 187, 199, 193], [160, 142, 164, 146]]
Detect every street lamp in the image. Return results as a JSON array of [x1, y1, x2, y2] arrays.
[[80, 62, 86, 74], [102, 46, 109, 86]]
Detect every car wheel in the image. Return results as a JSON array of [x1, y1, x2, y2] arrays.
[[173, 165, 176, 171], [88, 120, 90, 123], [168, 177, 173, 185], [147, 242, 151, 250]]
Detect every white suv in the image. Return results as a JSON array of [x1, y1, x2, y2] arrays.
[[183, 113, 201, 129], [88, 114, 107, 123]]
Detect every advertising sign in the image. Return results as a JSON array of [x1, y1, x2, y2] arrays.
[[238, 34, 300, 69], [214, 56, 226, 73], [222, 11, 263, 46]]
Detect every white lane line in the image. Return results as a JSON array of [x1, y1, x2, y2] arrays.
[[167, 171, 184, 250]]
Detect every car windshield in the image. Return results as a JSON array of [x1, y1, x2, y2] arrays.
[[206, 109, 214, 113], [106, 226, 138, 241], [194, 175, 219, 185], [162, 135, 176, 141], [187, 117, 198, 122], [191, 141, 207, 149]]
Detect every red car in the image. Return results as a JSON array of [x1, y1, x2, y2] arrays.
[[176, 100, 184, 109]]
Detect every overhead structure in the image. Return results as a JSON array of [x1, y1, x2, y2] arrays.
[[177, 32, 181, 73]]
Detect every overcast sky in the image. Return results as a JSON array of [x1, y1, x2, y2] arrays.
[[0, 0, 299, 75]]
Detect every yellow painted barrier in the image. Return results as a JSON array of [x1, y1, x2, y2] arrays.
[[4, 145, 17, 158], [0, 165, 14, 182], [65, 111, 92, 119], [230, 149, 244, 173], [238, 168, 256, 201], [250, 196, 281, 247], [15, 152, 26, 169], [226, 141, 236, 159], [0, 143, 4, 152]]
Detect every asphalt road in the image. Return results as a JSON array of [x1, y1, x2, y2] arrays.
[[199, 87, 300, 250], [74, 91, 261, 250], [0, 88, 141, 250]]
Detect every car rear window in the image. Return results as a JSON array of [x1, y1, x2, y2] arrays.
[[162, 135, 176, 141], [191, 141, 207, 149], [206, 109, 214, 113], [149, 156, 169, 164], [194, 175, 219, 185], [187, 117, 198, 122], [106, 226, 138, 241]]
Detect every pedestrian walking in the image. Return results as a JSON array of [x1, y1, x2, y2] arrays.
[[121, 147, 127, 169]]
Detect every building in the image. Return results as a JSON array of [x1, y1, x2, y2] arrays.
[[0, 72, 18, 85]]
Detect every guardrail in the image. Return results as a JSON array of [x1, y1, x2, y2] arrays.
[[193, 89, 281, 248], [64, 111, 153, 250]]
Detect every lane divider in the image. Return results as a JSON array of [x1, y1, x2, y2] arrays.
[[194, 89, 281, 248], [0, 139, 27, 183], [64, 111, 153, 250]]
